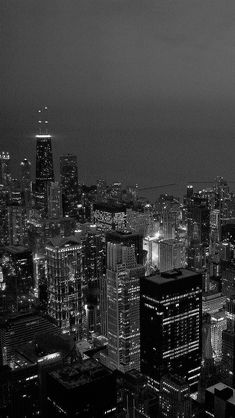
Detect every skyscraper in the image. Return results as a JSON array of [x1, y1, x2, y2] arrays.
[[0, 152, 11, 187], [47, 182, 62, 219], [46, 236, 83, 339], [140, 269, 202, 392], [60, 154, 79, 218], [20, 158, 32, 210], [221, 297, 235, 387], [105, 232, 145, 372], [35, 107, 54, 217]]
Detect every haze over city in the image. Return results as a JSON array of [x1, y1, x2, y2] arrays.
[[2, 1, 235, 191]]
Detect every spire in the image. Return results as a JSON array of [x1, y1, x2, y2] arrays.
[[36, 106, 51, 137]]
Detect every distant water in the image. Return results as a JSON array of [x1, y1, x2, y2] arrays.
[[139, 182, 235, 203]]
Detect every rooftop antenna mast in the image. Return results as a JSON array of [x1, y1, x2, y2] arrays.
[[37, 105, 50, 137]]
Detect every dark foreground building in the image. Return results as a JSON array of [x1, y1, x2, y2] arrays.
[[140, 269, 202, 392], [46, 358, 117, 417]]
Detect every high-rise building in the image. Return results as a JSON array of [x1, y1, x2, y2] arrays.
[[60, 154, 79, 218], [93, 202, 127, 232], [159, 239, 186, 272], [0, 152, 11, 187], [35, 107, 54, 217], [0, 246, 34, 313], [0, 185, 9, 246], [159, 374, 192, 418], [106, 230, 143, 265], [187, 195, 210, 270], [20, 158, 32, 210], [210, 310, 226, 363], [46, 236, 83, 339], [222, 262, 235, 300], [82, 229, 105, 337], [47, 182, 62, 219], [221, 297, 235, 387], [105, 232, 145, 373], [140, 269, 202, 392], [7, 204, 27, 246]]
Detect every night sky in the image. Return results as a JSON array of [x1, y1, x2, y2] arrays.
[[1, 1, 235, 195]]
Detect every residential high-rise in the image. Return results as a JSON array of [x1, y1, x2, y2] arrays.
[[0, 152, 11, 187], [35, 107, 54, 217], [105, 232, 145, 372], [60, 154, 79, 218], [46, 236, 83, 339], [140, 269, 202, 392]]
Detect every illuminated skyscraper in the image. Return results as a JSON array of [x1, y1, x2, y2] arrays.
[[210, 310, 226, 363], [0, 152, 11, 187], [35, 106, 54, 217], [60, 154, 79, 218], [140, 269, 202, 392], [46, 236, 83, 339], [105, 232, 145, 372]]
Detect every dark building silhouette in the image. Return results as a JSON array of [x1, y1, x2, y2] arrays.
[[45, 358, 117, 417], [60, 154, 79, 218], [140, 269, 202, 392], [35, 107, 54, 217]]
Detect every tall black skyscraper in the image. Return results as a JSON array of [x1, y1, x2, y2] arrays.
[[35, 106, 54, 217], [140, 269, 202, 392], [60, 154, 79, 218]]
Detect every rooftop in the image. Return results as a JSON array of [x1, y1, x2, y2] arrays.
[[50, 358, 111, 389], [145, 268, 200, 286], [46, 235, 81, 249], [207, 382, 235, 405]]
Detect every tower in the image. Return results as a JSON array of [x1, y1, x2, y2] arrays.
[[47, 182, 62, 219], [46, 236, 83, 339], [140, 269, 202, 392], [105, 231, 145, 372], [60, 154, 79, 218], [20, 158, 32, 210], [221, 297, 235, 387], [35, 106, 54, 217]]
